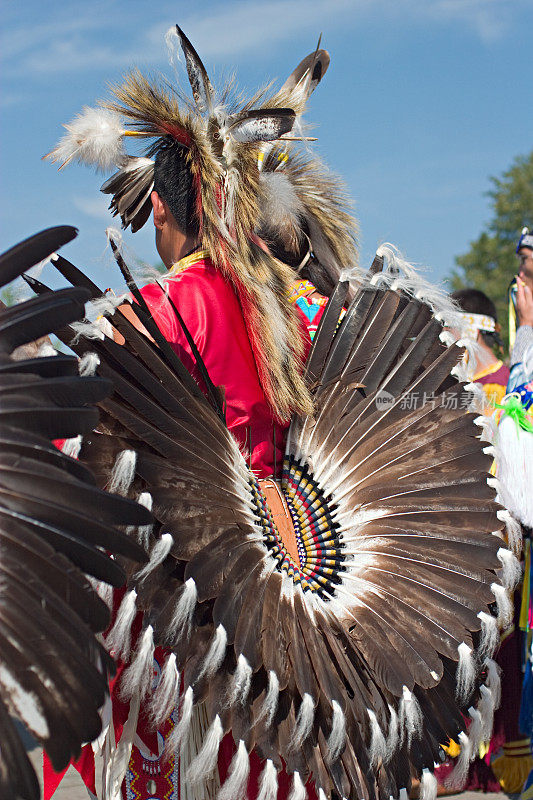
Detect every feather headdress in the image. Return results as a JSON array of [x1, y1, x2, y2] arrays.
[[45, 27, 350, 421]]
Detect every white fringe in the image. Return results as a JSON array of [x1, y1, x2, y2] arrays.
[[37, 342, 57, 357], [79, 352, 100, 376], [451, 359, 469, 383], [327, 700, 346, 763], [95, 580, 113, 610], [134, 533, 173, 581], [257, 759, 278, 800], [385, 704, 399, 759], [420, 769, 438, 800], [135, 492, 153, 549], [198, 625, 227, 682], [477, 612, 499, 659], [187, 715, 223, 784], [473, 415, 493, 440], [478, 684, 495, 741], [484, 658, 501, 709], [455, 643, 476, 703], [70, 319, 105, 342], [318, 789, 327, 800], [121, 625, 154, 700], [168, 577, 197, 642], [399, 686, 422, 745], [97, 316, 115, 339], [444, 731, 471, 789], [167, 686, 193, 754], [288, 771, 307, 800], [108, 449, 136, 496], [151, 653, 180, 726], [439, 330, 456, 347], [497, 547, 522, 589], [106, 589, 137, 660], [165, 25, 181, 70], [229, 654, 252, 707], [491, 583, 513, 628], [487, 476, 501, 495], [218, 740, 249, 800], [87, 292, 129, 320], [258, 670, 279, 728], [496, 509, 523, 557], [373, 244, 465, 332], [463, 382, 487, 414], [62, 435, 82, 458], [292, 693, 314, 749], [368, 709, 387, 767], [467, 707, 483, 753]]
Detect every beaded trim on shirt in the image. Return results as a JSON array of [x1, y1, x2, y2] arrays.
[[474, 360, 505, 381], [167, 249, 210, 277]]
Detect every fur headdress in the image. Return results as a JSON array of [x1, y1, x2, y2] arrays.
[[255, 49, 359, 296]]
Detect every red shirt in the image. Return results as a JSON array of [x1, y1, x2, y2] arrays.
[[140, 252, 311, 478]]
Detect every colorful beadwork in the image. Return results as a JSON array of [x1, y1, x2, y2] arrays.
[[250, 457, 345, 599]]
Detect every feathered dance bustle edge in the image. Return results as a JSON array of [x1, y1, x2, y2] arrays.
[[0, 227, 153, 800]]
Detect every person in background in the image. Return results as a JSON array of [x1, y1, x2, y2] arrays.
[[508, 227, 533, 393], [451, 288, 509, 408]]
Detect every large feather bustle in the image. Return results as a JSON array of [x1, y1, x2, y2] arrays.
[[0, 228, 151, 798], [44, 239, 513, 800]]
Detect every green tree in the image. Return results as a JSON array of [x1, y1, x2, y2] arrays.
[[0, 285, 16, 306], [451, 150, 533, 347]]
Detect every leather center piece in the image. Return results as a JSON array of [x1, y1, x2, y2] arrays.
[[258, 478, 301, 567]]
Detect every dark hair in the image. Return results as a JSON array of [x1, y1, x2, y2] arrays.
[[451, 288, 500, 349], [153, 138, 200, 237]]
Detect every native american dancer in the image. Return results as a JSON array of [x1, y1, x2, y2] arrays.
[[0, 227, 150, 800], [38, 25, 520, 800]]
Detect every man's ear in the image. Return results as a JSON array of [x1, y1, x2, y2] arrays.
[[151, 191, 167, 229]]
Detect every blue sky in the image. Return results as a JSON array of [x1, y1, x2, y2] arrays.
[[1, 0, 531, 292]]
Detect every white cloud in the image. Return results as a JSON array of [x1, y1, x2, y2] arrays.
[[0, 0, 528, 80], [420, 0, 515, 44], [73, 194, 113, 221]]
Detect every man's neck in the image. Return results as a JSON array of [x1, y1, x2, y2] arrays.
[[166, 236, 200, 268], [473, 344, 500, 376]]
